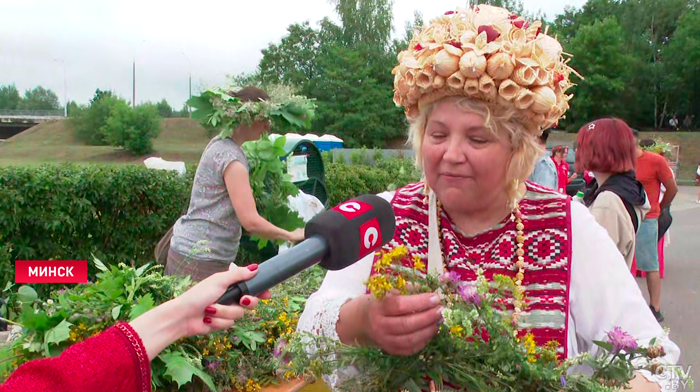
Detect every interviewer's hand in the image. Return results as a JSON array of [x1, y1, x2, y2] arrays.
[[130, 264, 270, 360], [363, 291, 443, 356], [175, 264, 271, 337]]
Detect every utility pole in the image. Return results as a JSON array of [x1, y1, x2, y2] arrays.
[[132, 59, 136, 108], [181, 51, 192, 118], [133, 40, 146, 108]]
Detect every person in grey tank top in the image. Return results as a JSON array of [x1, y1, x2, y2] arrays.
[[166, 87, 305, 281]]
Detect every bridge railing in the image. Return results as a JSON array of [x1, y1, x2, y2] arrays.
[[0, 109, 65, 117]]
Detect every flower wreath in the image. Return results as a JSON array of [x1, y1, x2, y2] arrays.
[[187, 84, 317, 139]]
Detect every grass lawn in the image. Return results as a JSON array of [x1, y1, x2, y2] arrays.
[[1, 119, 699, 182]]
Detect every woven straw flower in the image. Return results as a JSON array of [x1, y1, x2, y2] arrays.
[[392, 5, 581, 135]]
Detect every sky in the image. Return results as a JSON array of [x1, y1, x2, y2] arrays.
[[0, 0, 587, 109]]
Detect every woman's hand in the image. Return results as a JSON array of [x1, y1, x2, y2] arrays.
[[174, 264, 271, 337], [287, 228, 305, 243], [130, 264, 270, 360], [362, 291, 443, 356]]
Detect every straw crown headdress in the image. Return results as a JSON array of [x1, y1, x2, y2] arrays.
[[392, 5, 580, 135]]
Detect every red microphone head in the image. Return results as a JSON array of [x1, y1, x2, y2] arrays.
[[305, 194, 396, 270]]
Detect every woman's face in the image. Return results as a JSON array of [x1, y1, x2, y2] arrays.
[[421, 100, 513, 214]]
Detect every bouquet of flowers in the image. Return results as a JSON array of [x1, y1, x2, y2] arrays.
[[279, 246, 689, 392]]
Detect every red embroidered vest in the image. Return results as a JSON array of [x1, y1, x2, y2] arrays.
[[369, 182, 573, 356]]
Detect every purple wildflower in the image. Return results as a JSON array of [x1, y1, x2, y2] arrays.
[[606, 326, 638, 353], [458, 284, 481, 306], [439, 271, 461, 284], [232, 336, 239, 343], [560, 375, 567, 387], [57, 289, 66, 295], [273, 339, 287, 358], [207, 360, 220, 370]]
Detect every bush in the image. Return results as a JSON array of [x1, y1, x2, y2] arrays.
[[104, 103, 162, 155], [71, 93, 130, 146], [0, 164, 191, 295], [324, 159, 421, 206]]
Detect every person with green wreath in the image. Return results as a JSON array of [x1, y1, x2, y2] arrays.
[[163, 85, 316, 281]]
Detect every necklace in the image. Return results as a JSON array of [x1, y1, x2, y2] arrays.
[[435, 199, 526, 327]]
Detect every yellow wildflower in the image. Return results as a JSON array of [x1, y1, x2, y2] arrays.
[[523, 333, 537, 363], [450, 325, 464, 337], [413, 255, 426, 272], [202, 348, 209, 355], [283, 371, 296, 380], [278, 312, 288, 323], [245, 379, 261, 392], [78, 323, 87, 331], [391, 245, 409, 260], [396, 276, 406, 289], [366, 275, 393, 298]]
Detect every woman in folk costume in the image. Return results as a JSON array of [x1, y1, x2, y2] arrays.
[[296, 5, 680, 391]]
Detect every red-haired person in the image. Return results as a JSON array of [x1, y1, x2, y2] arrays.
[[576, 118, 650, 270]]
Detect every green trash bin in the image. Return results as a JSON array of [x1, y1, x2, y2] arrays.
[[282, 139, 328, 206]]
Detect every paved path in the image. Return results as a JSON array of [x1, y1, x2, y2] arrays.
[[636, 186, 699, 389]]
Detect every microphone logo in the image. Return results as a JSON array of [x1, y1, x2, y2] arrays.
[[333, 200, 372, 220], [359, 218, 382, 258]]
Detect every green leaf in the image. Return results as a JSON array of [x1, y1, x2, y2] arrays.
[[111, 304, 123, 320], [160, 352, 218, 392], [129, 293, 155, 321], [134, 263, 150, 277], [43, 319, 73, 356], [17, 285, 38, 303], [93, 257, 109, 272], [273, 135, 287, 149], [402, 379, 422, 392], [593, 340, 615, 352], [3, 281, 12, 292]]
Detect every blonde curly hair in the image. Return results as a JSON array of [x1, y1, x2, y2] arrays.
[[409, 96, 542, 203]]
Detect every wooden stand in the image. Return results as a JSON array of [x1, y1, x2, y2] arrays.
[[259, 379, 330, 392]]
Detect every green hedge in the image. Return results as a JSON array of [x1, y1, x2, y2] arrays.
[[0, 158, 421, 294], [0, 164, 192, 294]]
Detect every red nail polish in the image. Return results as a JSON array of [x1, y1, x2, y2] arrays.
[[205, 306, 217, 315], [247, 264, 258, 271], [241, 297, 251, 306], [203, 317, 212, 324]]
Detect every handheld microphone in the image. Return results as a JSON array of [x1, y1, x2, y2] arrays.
[[216, 194, 396, 305]]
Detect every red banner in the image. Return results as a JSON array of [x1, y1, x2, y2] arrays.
[[15, 260, 88, 283]]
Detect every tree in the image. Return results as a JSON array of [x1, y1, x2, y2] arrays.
[[72, 92, 130, 145], [305, 44, 405, 147], [664, 8, 700, 119], [156, 99, 173, 118], [104, 103, 162, 155], [18, 86, 60, 110], [565, 17, 633, 131], [257, 0, 405, 147], [258, 21, 326, 87], [0, 84, 21, 110]]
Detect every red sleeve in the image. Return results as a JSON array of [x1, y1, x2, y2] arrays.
[[0, 323, 151, 392]]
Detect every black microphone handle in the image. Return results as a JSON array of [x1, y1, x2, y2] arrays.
[[216, 235, 329, 305]]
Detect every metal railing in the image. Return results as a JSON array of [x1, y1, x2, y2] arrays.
[[0, 109, 65, 117]]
